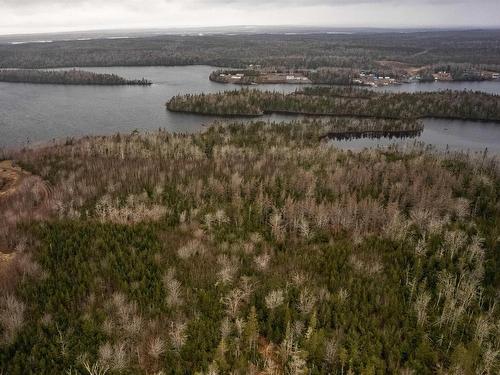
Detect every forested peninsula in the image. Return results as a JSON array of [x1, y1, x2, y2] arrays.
[[167, 87, 500, 122], [0, 69, 151, 85]]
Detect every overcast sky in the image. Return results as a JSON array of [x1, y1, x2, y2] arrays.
[[1, 0, 499, 35]]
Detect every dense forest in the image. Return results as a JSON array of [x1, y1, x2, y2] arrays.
[[0, 69, 151, 85], [167, 87, 500, 122], [0, 120, 498, 374], [1, 30, 500, 70]]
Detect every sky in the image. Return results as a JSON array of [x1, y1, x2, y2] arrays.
[[1, 0, 499, 35]]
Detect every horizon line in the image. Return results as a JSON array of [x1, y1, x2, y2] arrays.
[[2, 24, 500, 38]]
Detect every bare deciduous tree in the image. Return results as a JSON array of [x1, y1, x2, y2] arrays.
[[0, 294, 25, 344], [414, 291, 431, 327], [169, 321, 188, 352], [265, 289, 285, 310], [163, 268, 183, 308]]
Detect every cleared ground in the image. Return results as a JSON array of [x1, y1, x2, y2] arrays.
[[0, 160, 31, 199]]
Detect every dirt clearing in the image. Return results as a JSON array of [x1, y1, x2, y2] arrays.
[[0, 160, 31, 199]]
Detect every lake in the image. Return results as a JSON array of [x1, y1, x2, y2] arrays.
[[1, 65, 500, 152], [330, 118, 500, 154]]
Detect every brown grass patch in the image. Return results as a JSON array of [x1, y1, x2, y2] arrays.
[[0, 160, 30, 199]]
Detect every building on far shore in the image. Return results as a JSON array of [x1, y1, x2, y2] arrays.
[[433, 71, 453, 81]]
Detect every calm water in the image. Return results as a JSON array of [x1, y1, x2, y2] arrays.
[[1, 65, 500, 152], [0, 66, 301, 149], [330, 118, 500, 154]]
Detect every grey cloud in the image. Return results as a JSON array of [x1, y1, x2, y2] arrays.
[[1, 0, 499, 34], [0, 0, 495, 5], [194, 0, 495, 4]]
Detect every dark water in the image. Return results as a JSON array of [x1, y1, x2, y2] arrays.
[[0, 66, 301, 149], [330, 118, 500, 153], [1, 65, 500, 152]]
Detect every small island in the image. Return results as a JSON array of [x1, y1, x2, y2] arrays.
[[0, 69, 152, 86]]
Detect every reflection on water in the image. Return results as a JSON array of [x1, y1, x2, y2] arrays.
[[1, 65, 500, 152], [330, 119, 500, 153]]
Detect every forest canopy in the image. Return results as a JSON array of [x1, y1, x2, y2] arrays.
[[167, 87, 500, 122], [0, 120, 499, 374], [1, 30, 500, 70]]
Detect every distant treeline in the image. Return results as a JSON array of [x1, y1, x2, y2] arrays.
[[167, 87, 500, 122], [0, 69, 151, 85], [1, 30, 500, 69]]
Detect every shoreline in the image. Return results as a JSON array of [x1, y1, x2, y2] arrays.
[[2, 116, 498, 155], [0, 68, 152, 86], [165, 108, 500, 124], [0, 80, 152, 86], [1, 64, 497, 85], [323, 129, 423, 141]]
